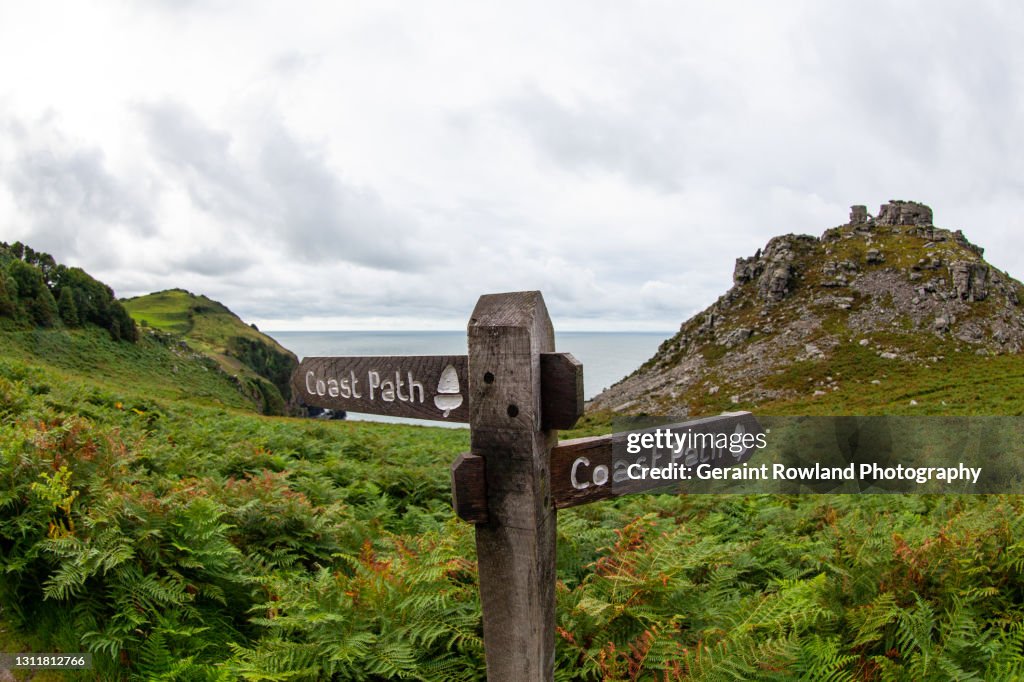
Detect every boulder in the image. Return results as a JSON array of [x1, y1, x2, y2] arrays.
[[719, 327, 753, 348]]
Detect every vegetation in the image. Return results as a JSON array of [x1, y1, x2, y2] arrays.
[[682, 336, 1024, 418], [122, 290, 297, 414], [0, 242, 291, 415], [3, 242, 1024, 679], [0, 326, 260, 413], [3, 328, 1024, 680]]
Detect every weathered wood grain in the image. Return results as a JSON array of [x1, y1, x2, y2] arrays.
[[468, 291, 557, 681], [290, 355, 469, 421]]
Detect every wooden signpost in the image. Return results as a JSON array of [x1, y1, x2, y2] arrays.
[[292, 291, 762, 682]]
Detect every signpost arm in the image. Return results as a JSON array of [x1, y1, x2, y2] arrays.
[[468, 291, 557, 681]]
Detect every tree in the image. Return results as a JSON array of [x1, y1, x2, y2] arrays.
[[0, 274, 15, 318], [6, 259, 58, 327], [108, 304, 138, 342], [57, 286, 80, 326], [1, 243, 137, 341]]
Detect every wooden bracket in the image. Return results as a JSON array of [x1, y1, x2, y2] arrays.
[[450, 452, 488, 523], [540, 352, 584, 430]]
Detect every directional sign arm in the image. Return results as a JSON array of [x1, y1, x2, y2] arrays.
[[291, 355, 470, 422], [293, 352, 584, 427], [549, 435, 616, 509]]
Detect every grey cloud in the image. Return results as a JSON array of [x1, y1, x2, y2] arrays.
[[136, 100, 424, 271], [807, 7, 977, 160], [0, 117, 155, 260], [217, 275, 472, 322], [270, 51, 320, 77], [796, 2, 1024, 193], [500, 88, 686, 192], [497, 87, 819, 199], [256, 125, 421, 268], [495, 1, 1024, 212], [136, 101, 256, 219], [172, 248, 254, 276], [141, 0, 231, 14]]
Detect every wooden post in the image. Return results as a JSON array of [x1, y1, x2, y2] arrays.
[[468, 291, 557, 681]]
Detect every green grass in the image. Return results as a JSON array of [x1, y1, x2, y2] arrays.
[[0, 326, 257, 412], [123, 289, 289, 354], [677, 345, 1024, 418], [758, 341, 1024, 416], [121, 288, 212, 335], [0, 623, 67, 681]]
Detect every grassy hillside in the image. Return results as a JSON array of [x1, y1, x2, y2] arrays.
[[122, 289, 298, 415], [669, 337, 1024, 418], [0, 243, 282, 415], [0, 327, 258, 413]]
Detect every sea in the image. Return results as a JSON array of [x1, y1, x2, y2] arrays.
[[267, 330, 671, 428]]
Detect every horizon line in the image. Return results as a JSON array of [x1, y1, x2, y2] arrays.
[[263, 328, 676, 334]]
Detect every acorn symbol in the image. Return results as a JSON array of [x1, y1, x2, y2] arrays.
[[434, 364, 463, 417]]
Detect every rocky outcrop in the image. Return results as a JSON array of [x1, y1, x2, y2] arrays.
[[758, 263, 793, 301], [821, 258, 859, 288], [950, 261, 989, 301], [849, 205, 869, 225], [733, 255, 763, 286], [733, 235, 816, 302], [589, 200, 1024, 416], [875, 199, 933, 226], [905, 225, 985, 257]]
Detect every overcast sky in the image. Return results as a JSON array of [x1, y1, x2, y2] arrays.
[[1, 1, 1022, 331]]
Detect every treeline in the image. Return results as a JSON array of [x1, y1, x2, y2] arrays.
[[0, 241, 137, 341]]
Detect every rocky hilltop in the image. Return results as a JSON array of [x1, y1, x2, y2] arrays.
[[590, 200, 1024, 416]]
